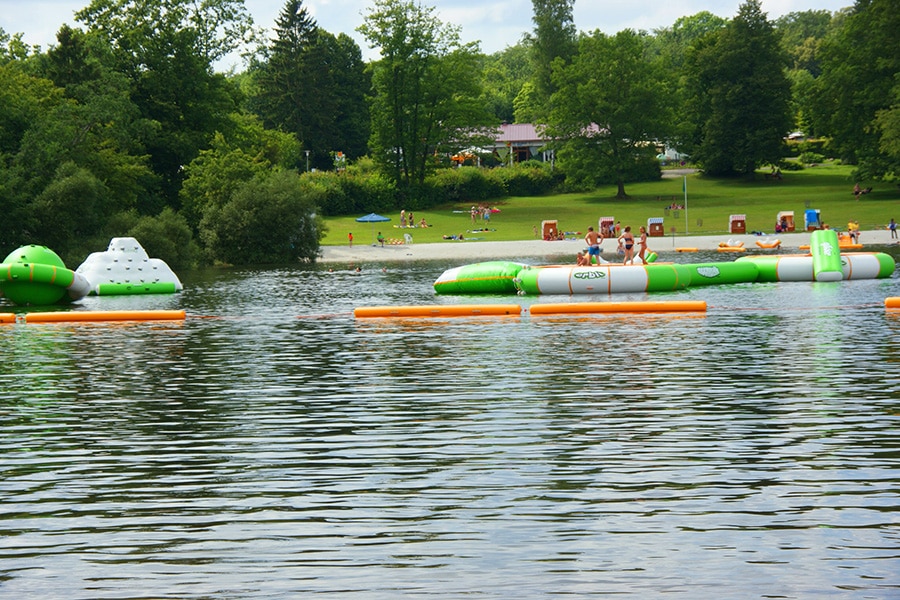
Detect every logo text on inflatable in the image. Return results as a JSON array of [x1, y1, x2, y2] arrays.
[[573, 270, 607, 280]]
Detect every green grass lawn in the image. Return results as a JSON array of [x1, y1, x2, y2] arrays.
[[321, 161, 898, 246]]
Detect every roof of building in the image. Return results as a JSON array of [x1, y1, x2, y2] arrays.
[[495, 123, 544, 144]]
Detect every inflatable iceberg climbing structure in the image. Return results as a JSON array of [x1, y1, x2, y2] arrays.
[[76, 237, 183, 295]]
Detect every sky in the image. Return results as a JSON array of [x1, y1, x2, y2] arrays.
[[1, 0, 852, 70]]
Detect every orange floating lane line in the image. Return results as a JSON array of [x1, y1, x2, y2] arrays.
[[354, 304, 521, 318], [886, 297, 900, 309], [529, 301, 707, 315], [0, 313, 16, 324], [25, 310, 187, 323]]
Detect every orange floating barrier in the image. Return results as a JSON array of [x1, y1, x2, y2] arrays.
[[0, 313, 16, 324], [676, 248, 699, 252], [354, 304, 522, 318], [886, 297, 900, 309], [25, 310, 187, 323], [529, 301, 707, 315]]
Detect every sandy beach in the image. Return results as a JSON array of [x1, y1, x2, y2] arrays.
[[319, 229, 898, 264]]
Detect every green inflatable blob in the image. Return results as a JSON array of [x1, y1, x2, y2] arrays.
[[433, 261, 526, 295], [0, 245, 84, 306]]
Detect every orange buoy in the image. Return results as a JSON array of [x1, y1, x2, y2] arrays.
[[25, 310, 187, 323], [676, 247, 699, 252], [354, 304, 521, 318], [886, 297, 900, 309], [0, 313, 16, 324], [529, 301, 707, 315]]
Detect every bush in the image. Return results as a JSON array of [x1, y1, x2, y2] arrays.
[[427, 167, 507, 203], [304, 171, 351, 216], [799, 151, 825, 165], [199, 171, 323, 265], [127, 207, 198, 270], [798, 139, 832, 158], [493, 161, 562, 196]]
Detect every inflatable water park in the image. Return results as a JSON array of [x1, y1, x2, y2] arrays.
[[434, 230, 896, 295], [0, 237, 182, 306]]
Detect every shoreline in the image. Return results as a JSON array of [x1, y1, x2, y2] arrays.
[[319, 229, 899, 264]]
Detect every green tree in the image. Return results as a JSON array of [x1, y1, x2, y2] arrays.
[[813, 0, 899, 180], [179, 113, 301, 229], [325, 33, 370, 162], [683, 0, 792, 176], [75, 0, 252, 210], [481, 43, 530, 123], [774, 10, 833, 76], [29, 162, 113, 261], [650, 11, 727, 71], [547, 29, 672, 197], [520, 0, 576, 122], [358, 0, 495, 204], [125, 207, 198, 269], [199, 170, 324, 265], [251, 1, 369, 170]]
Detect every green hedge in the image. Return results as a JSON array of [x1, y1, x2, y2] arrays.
[[304, 161, 565, 216]]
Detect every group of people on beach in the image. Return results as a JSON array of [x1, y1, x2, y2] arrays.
[[578, 223, 653, 266]]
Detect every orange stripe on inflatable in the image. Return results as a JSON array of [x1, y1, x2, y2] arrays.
[[0, 313, 16, 324], [25, 310, 187, 323], [355, 304, 521, 318], [529, 301, 707, 315], [886, 297, 900, 309]]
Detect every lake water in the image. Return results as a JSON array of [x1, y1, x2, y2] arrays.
[[2, 247, 899, 599]]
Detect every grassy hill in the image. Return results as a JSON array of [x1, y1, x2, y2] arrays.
[[321, 162, 898, 246]]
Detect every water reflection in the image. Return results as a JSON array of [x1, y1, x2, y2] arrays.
[[1, 248, 898, 598]]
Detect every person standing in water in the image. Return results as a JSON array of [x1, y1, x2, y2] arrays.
[[584, 226, 603, 266], [637, 226, 652, 264]]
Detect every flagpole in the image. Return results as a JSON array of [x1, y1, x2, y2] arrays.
[[683, 175, 689, 235]]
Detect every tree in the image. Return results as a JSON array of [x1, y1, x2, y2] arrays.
[[774, 10, 833, 76], [179, 113, 301, 229], [521, 0, 576, 122], [324, 33, 370, 162], [75, 0, 252, 209], [813, 0, 899, 180], [251, 1, 369, 171], [650, 11, 727, 71], [358, 0, 495, 203], [481, 43, 530, 123], [199, 170, 323, 265], [547, 29, 672, 197], [682, 0, 792, 176]]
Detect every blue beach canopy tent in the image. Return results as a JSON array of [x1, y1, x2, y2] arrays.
[[355, 213, 391, 245]]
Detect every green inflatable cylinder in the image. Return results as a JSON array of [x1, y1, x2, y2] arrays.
[[810, 229, 842, 282]]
